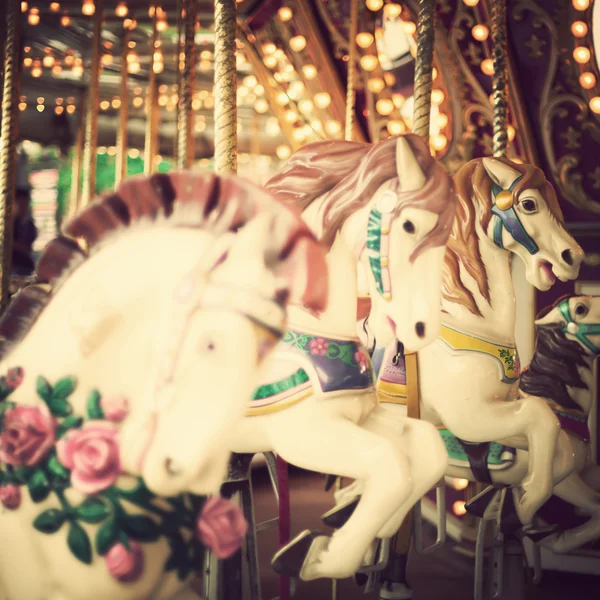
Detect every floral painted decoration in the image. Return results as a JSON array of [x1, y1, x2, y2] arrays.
[[0, 368, 247, 584]]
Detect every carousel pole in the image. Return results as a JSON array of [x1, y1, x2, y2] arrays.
[[144, 8, 159, 176], [213, 0, 237, 174], [0, 0, 21, 309], [174, 0, 184, 163], [331, 4, 359, 599], [115, 26, 130, 187], [68, 92, 87, 219], [177, 0, 197, 170], [491, 0, 508, 158], [81, 0, 104, 207]]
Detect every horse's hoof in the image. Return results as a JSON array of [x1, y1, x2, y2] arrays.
[[523, 523, 559, 543], [379, 582, 413, 600], [321, 497, 360, 528], [354, 572, 368, 586], [464, 485, 497, 519], [271, 530, 324, 578]]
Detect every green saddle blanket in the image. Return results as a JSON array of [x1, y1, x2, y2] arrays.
[[438, 428, 516, 470]]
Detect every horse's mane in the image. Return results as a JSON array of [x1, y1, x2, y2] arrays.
[[445, 159, 564, 316], [0, 172, 326, 361], [519, 295, 590, 413], [265, 134, 455, 257]]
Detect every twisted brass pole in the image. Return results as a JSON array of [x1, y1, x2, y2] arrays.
[[0, 0, 21, 309], [144, 10, 159, 175], [491, 0, 508, 158], [412, 0, 436, 139], [214, 0, 237, 174], [177, 0, 197, 170], [115, 27, 130, 187], [345, 0, 359, 142], [81, 0, 104, 207], [68, 92, 87, 220], [174, 0, 184, 163]]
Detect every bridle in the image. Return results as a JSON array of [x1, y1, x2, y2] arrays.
[[491, 175, 539, 255], [557, 299, 600, 355]]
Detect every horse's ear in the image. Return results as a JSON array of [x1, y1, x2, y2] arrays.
[[534, 305, 562, 328], [396, 135, 426, 192], [482, 158, 522, 190]]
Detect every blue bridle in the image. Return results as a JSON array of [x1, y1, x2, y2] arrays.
[[557, 299, 600, 354], [491, 176, 539, 255]]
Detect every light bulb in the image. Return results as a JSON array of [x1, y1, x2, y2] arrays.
[[573, 47, 591, 64], [376, 99, 394, 115], [571, 21, 588, 37], [263, 55, 278, 69], [387, 120, 405, 135], [66, 104, 76, 114], [115, 2, 128, 17], [19, 102, 27, 111], [360, 55, 379, 71], [278, 6, 293, 21], [580, 72, 596, 89], [463, 0, 479, 6], [367, 77, 385, 93], [100, 100, 110, 110], [383, 3, 402, 19], [572, 0, 590, 10], [21, 2, 27, 12], [55, 106, 64, 115], [284, 110, 298, 123], [82, 1, 95, 16], [50, 2, 60, 12], [52, 64, 62, 75], [42, 55, 55, 68], [289, 36, 307, 52], [453, 501, 467, 516], [403, 22, 416, 36], [472, 24, 489, 41], [28, 9, 40, 25], [156, 19, 168, 32], [325, 120, 342, 136], [298, 99, 313, 113], [61, 14, 71, 26], [481, 58, 494, 75], [356, 32, 374, 49], [437, 113, 448, 128], [590, 97, 600, 114], [431, 134, 448, 151], [302, 64, 317, 79], [431, 89, 445, 105], [366, 0, 384, 11], [392, 93, 405, 108], [276, 145, 291, 160], [254, 98, 269, 113], [314, 92, 331, 108], [266, 118, 280, 136]]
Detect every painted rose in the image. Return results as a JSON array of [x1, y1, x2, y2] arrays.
[[309, 338, 329, 356], [101, 394, 129, 423], [354, 349, 369, 373], [105, 541, 144, 583], [0, 484, 21, 510], [5, 367, 24, 389], [0, 405, 56, 467], [57, 421, 121, 495], [197, 496, 248, 559]]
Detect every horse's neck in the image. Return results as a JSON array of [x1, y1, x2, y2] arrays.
[[286, 196, 361, 339], [567, 361, 596, 415], [442, 229, 516, 345]]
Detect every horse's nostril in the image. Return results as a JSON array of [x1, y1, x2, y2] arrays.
[[416, 322, 426, 338], [561, 249, 574, 266], [165, 458, 182, 476]]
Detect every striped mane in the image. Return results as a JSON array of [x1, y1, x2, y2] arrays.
[[0, 172, 325, 361]]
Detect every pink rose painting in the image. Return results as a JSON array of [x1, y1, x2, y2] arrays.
[[197, 497, 248, 559], [100, 395, 129, 423], [105, 541, 144, 583], [309, 338, 329, 356], [5, 367, 24, 389], [57, 421, 121, 495], [0, 484, 21, 510], [0, 405, 56, 467]]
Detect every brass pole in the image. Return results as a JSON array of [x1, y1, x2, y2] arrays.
[[68, 92, 87, 220], [0, 0, 21, 309], [345, 0, 359, 142], [412, 0, 435, 139], [174, 0, 184, 162], [144, 9, 159, 175], [250, 110, 260, 184], [115, 27, 130, 187], [491, 0, 508, 158], [81, 0, 104, 207], [177, 0, 197, 170], [214, 0, 237, 174]]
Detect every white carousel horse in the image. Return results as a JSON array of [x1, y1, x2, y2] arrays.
[[225, 134, 457, 582], [338, 157, 584, 528], [0, 172, 327, 600]]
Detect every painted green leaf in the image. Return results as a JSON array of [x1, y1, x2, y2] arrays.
[[47, 455, 70, 482], [76, 497, 110, 524], [165, 532, 187, 572], [122, 515, 160, 542], [52, 377, 77, 400], [28, 468, 51, 503], [86, 390, 104, 420], [33, 508, 66, 534], [36, 376, 52, 403], [13, 465, 33, 484], [117, 478, 153, 504], [56, 416, 84, 439], [46, 396, 72, 418], [67, 521, 92, 565], [95, 518, 119, 555]]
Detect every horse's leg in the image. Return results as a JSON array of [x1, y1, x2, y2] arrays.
[[543, 472, 600, 553], [267, 401, 413, 581], [436, 394, 562, 525]]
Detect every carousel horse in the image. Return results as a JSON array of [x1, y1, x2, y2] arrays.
[[224, 133, 457, 583], [0, 172, 327, 600], [330, 156, 584, 597]]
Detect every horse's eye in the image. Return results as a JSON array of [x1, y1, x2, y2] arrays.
[[521, 199, 537, 213], [575, 303, 588, 317], [403, 220, 415, 234]]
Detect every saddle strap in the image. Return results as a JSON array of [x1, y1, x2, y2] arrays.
[[405, 352, 420, 419], [456, 439, 493, 483]]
